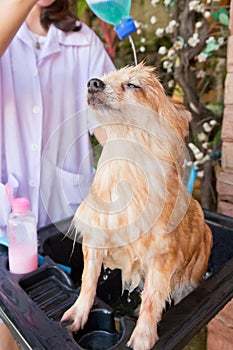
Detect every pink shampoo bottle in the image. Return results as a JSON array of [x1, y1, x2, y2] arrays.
[[7, 196, 38, 274]]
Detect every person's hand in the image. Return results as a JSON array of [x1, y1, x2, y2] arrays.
[[0, 0, 39, 56]]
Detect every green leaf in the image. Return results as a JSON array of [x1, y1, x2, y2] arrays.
[[219, 12, 229, 26], [213, 11, 218, 22], [207, 103, 224, 118], [78, 0, 88, 17], [219, 8, 228, 15], [205, 41, 219, 53], [203, 50, 212, 57]]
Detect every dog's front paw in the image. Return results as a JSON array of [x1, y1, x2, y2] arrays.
[[61, 301, 90, 332], [127, 322, 158, 350]]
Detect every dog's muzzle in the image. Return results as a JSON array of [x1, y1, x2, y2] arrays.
[[87, 78, 106, 93]]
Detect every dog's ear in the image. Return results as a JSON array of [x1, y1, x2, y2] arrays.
[[172, 100, 192, 139]]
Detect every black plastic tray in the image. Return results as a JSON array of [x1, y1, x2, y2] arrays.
[[0, 256, 135, 350], [0, 210, 232, 350]]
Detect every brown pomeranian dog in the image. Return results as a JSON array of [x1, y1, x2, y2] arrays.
[[61, 63, 213, 350]]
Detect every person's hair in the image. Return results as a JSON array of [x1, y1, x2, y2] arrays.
[[40, 0, 82, 32]]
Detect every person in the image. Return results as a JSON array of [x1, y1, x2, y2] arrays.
[[0, 0, 115, 348]]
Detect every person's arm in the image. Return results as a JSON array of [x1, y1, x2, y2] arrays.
[[0, 0, 38, 57]]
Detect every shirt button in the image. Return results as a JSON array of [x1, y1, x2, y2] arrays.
[[29, 180, 36, 188], [32, 105, 41, 114], [31, 144, 38, 151]]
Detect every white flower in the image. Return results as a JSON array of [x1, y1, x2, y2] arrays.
[[168, 79, 175, 88], [151, 0, 160, 6], [196, 69, 206, 78], [198, 4, 205, 12], [197, 52, 208, 62], [197, 171, 204, 178], [140, 37, 146, 43], [195, 21, 203, 29], [188, 143, 202, 159], [173, 40, 184, 50], [158, 46, 167, 55], [150, 16, 157, 25], [203, 122, 212, 133], [198, 132, 208, 142], [166, 20, 178, 33], [195, 152, 204, 160], [204, 11, 211, 18], [189, 1, 204, 13], [202, 142, 210, 150], [205, 37, 220, 51], [165, 26, 172, 34], [209, 119, 217, 126], [136, 28, 142, 35], [189, 0, 200, 11], [164, 0, 171, 6], [206, 36, 215, 44], [167, 48, 176, 58], [155, 27, 165, 37], [163, 60, 170, 69], [163, 60, 173, 72], [139, 46, 146, 53], [188, 33, 200, 47], [218, 37, 224, 46]]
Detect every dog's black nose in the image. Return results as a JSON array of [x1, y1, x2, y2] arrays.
[[87, 78, 106, 93]]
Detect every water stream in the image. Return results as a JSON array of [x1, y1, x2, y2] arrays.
[[129, 35, 138, 66]]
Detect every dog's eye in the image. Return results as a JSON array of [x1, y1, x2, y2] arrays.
[[126, 83, 141, 89]]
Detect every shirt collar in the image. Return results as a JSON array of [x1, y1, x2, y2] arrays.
[[17, 21, 90, 59], [56, 21, 90, 47]]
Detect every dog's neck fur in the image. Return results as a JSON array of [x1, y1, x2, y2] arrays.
[[94, 104, 186, 176]]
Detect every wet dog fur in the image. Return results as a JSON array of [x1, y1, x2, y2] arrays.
[[61, 63, 213, 350]]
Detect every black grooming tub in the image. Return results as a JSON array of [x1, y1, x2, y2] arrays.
[[0, 210, 232, 350]]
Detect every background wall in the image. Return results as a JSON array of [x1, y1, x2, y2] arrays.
[[207, 1, 233, 349], [217, 2, 233, 217]]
